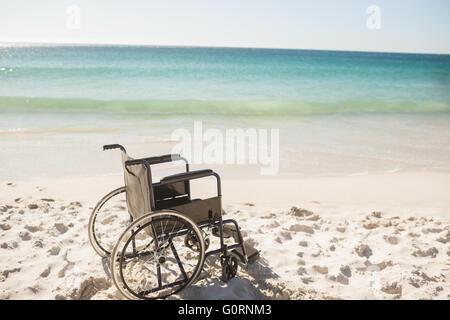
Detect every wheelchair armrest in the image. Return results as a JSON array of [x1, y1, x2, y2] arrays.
[[160, 169, 214, 185], [125, 154, 185, 166]]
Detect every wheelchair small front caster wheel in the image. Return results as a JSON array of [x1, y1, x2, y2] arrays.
[[221, 254, 238, 282], [185, 230, 210, 251]]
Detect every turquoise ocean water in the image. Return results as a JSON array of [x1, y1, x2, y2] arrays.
[[0, 45, 449, 179]]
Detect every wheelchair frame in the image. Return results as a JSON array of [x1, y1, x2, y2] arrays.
[[88, 144, 249, 299]]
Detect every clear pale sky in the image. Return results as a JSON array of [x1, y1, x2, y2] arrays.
[[0, 0, 449, 53]]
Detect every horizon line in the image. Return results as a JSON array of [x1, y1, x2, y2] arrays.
[[0, 40, 449, 56]]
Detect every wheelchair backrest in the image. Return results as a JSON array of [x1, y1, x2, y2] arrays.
[[121, 154, 153, 220]]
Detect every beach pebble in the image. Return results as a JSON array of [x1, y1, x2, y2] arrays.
[[28, 204, 38, 210], [297, 259, 306, 266], [336, 227, 346, 233], [0, 206, 7, 212], [355, 244, 372, 258]]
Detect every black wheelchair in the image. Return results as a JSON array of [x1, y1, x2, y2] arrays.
[[88, 144, 257, 299]]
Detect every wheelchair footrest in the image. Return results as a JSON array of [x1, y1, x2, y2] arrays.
[[232, 243, 260, 264]]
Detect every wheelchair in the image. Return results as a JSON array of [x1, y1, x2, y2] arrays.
[[88, 144, 256, 299]]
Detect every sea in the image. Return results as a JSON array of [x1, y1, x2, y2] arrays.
[[0, 45, 449, 179]]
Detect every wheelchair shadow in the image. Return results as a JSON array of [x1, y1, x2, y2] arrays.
[[174, 256, 282, 300], [100, 254, 284, 300]]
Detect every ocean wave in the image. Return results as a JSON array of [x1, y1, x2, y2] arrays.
[[0, 96, 449, 115]]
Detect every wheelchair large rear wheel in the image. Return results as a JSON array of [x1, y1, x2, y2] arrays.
[[88, 186, 130, 257], [111, 210, 205, 299]]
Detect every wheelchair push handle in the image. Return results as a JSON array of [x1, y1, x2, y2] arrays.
[[103, 144, 127, 153]]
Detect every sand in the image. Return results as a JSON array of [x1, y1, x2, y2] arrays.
[[0, 172, 449, 300]]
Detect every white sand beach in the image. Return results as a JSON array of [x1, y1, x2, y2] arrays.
[[1, 172, 449, 300]]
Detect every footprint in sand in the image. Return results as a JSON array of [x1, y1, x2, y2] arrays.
[[101, 215, 118, 225], [313, 265, 328, 274], [384, 235, 400, 245], [330, 273, 349, 285], [298, 241, 308, 247], [412, 247, 438, 258], [340, 265, 352, 277], [19, 231, 31, 241], [48, 246, 61, 256], [40, 266, 51, 278], [25, 225, 42, 233], [0, 223, 12, 231], [279, 231, 292, 240], [73, 277, 111, 300], [336, 226, 346, 233], [33, 240, 44, 248], [297, 259, 306, 266], [355, 244, 372, 258], [54, 223, 68, 234], [289, 224, 314, 234]]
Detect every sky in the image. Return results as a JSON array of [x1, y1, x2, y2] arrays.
[[0, 0, 449, 54]]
